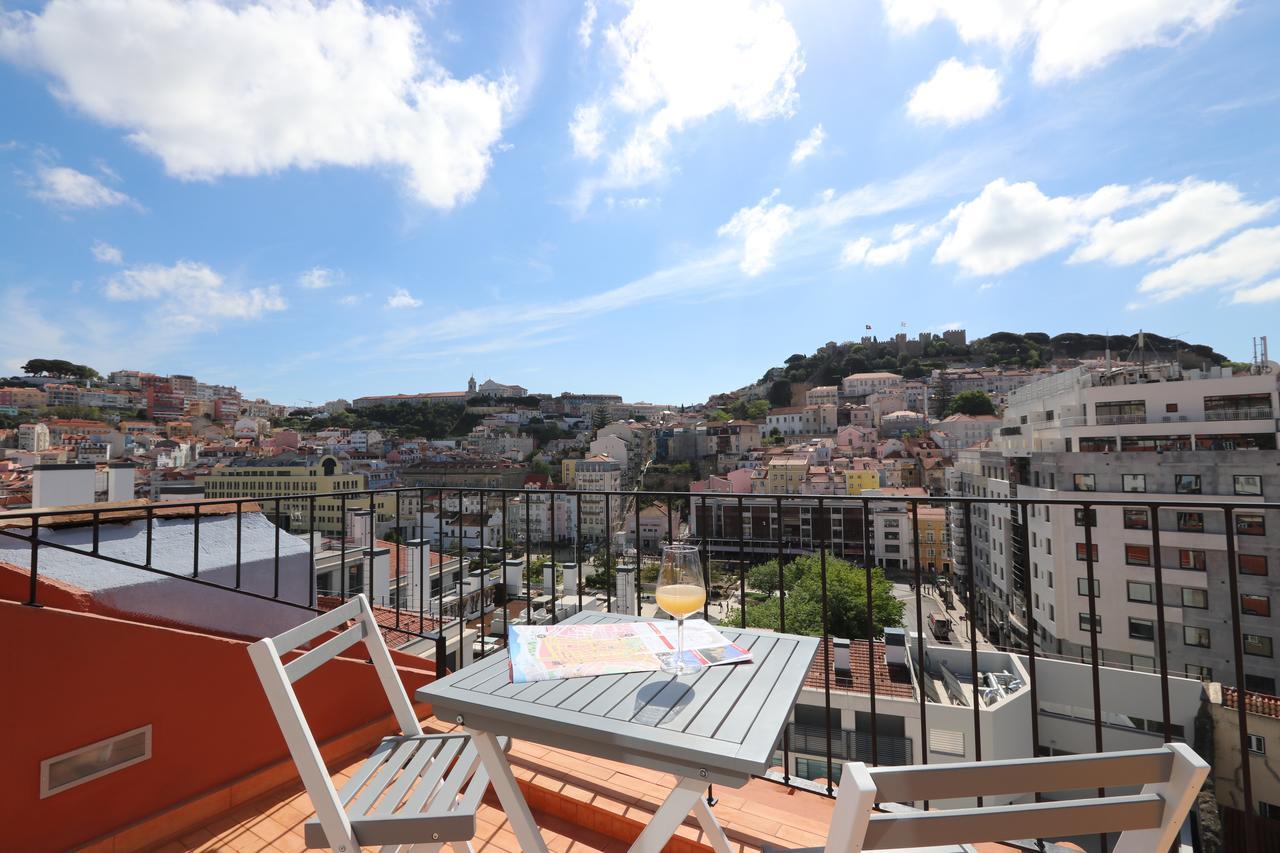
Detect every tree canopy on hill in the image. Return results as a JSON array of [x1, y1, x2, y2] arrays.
[[946, 390, 997, 417], [755, 331, 1226, 388], [22, 359, 101, 382], [278, 402, 479, 440]]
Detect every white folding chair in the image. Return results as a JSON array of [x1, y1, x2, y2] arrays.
[[248, 594, 494, 853], [807, 743, 1208, 852]]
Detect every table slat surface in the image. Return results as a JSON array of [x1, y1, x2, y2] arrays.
[[417, 612, 819, 783]]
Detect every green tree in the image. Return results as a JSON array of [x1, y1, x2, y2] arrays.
[[726, 553, 903, 639], [22, 358, 100, 381], [767, 379, 793, 407], [945, 390, 997, 417]]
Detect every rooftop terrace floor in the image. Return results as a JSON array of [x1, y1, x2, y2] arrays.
[[131, 719, 1020, 853]]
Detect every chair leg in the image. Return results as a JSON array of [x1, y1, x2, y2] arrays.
[[628, 776, 713, 853], [692, 794, 734, 853], [465, 727, 549, 853]]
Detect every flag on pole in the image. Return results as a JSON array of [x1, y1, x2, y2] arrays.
[[865, 324, 872, 330]]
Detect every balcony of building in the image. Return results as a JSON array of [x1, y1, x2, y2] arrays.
[[2, 485, 1270, 850]]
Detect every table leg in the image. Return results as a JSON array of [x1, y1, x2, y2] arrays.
[[628, 776, 734, 853], [465, 727, 549, 853], [692, 794, 734, 853]]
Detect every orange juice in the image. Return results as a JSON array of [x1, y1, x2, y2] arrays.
[[656, 583, 706, 618]]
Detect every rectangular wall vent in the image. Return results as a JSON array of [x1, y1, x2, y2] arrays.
[[928, 728, 966, 757], [40, 725, 151, 798]]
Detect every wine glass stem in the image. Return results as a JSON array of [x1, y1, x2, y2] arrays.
[[677, 616, 684, 668]]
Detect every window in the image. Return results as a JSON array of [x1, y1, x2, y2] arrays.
[[1176, 511, 1205, 532], [1235, 474, 1263, 496], [1179, 549, 1207, 571], [40, 725, 151, 798], [1074, 508, 1097, 527], [1248, 734, 1266, 755], [1244, 634, 1273, 657], [1237, 513, 1266, 536], [1122, 474, 1146, 493], [1129, 618, 1155, 641], [1246, 675, 1277, 695], [1186, 664, 1212, 680], [1166, 403, 1179, 413], [1242, 594, 1271, 617], [1127, 581, 1154, 603], [1076, 542, 1099, 562], [1132, 654, 1155, 671], [1175, 474, 1201, 494], [1079, 613, 1101, 633], [1123, 508, 1150, 530], [1183, 625, 1211, 648], [1125, 544, 1151, 566], [1073, 473, 1096, 491], [1078, 577, 1101, 597], [1240, 554, 1268, 576], [1182, 588, 1208, 609]]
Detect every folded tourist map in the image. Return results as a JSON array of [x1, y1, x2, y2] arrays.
[[507, 619, 753, 683]]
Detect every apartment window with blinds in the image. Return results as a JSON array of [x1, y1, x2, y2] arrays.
[[1076, 543, 1099, 562], [1129, 618, 1155, 642], [1183, 626, 1211, 648], [1177, 511, 1205, 532], [1073, 473, 1096, 491], [1244, 634, 1273, 657], [1242, 594, 1271, 617], [1125, 544, 1151, 566], [1122, 474, 1146, 493], [1077, 577, 1101, 597], [1124, 508, 1150, 530], [1179, 549, 1207, 571], [1175, 475, 1202, 495], [1237, 513, 1266, 536], [1127, 581, 1154, 604], [1240, 554, 1268, 576], [1079, 613, 1101, 633], [1182, 588, 1208, 609]]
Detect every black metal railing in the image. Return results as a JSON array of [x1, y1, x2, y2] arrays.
[[4, 483, 1277, 850]]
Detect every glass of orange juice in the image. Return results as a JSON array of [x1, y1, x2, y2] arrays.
[[656, 543, 706, 675]]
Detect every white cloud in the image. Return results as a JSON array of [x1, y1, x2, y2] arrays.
[[386, 288, 423, 309], [573, 0, 803, 204], [883, 1, 1236, 83], [842, 223, 940, 267], [90, 240, 122, 264], [933, 178, 1180, 275], [298, 266, 338, 289], [1070, 179, 1277, 265], [569, 104, 604, 160], [32, 165, 132, 208], [1231, 279, 1280, 304], [717, 190, 795, 276], [1, 0, 513, 209], [1139, 226, 1280, 302], [906, 59, 1001, 126], [105, 260, 286, 325], [790, 123, 825, 164], [337, 294, 363, 306], [578, 0, 597, 49]]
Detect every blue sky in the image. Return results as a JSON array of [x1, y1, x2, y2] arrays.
[[1, 0, 1278, 407]]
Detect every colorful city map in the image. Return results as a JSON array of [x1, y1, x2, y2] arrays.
[[508, 619, 752, 683]]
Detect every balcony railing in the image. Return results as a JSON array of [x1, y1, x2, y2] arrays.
[[1205, 406, 1275, 422], [4, 484, 1277, 850]]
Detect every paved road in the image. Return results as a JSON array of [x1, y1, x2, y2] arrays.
[[890, 581, 993, 649]]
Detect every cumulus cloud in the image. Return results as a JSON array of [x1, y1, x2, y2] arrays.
[[105, 260, 286, 325], [298, 266, 338, 289], [386, 288, 423, 309], [906, 59, 1001, 126], [1231, 279, 1280, 304], [0, 0, 512, 208], [569, 104, 604, 160], [718, 190, 795, 276], [573, 0, 803, 204], [1138, 226, 1280, 302], [91, 240, 123, 264], [790, 124, 825, 164], [932, 178, 1183, 275], [882, 0, 1236, 83], [31, 165, 132, 209], [1070, 179, 1277, 265]]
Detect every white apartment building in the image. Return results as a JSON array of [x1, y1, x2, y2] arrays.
[[841, 372, 902, 400], [931, 414, 1001, 453], [765, 404, 837, 436], [949, 362, 1280, 693], [806, 385, 839, 407], [18, 422, 50, 452], [574, 454, 623, 540]]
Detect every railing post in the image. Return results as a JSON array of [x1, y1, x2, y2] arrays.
[[776, 494, 789, 785], [273, 497, 281, 599], [910, 499, 928, 804], [435, 632, 448, 677], [394, 490, 403, 631], [577, 494, 584, 613], [604, 493, 612, 613], [145, 504, 153, 568], [91, 509, 100, 555], [192, 503, 200, 578], [1149, 503, 1172, 739], [1017, 501, 1040, 803], [962, 500, 982, 805], [501, 491, 509, 643], [550, 490, 558, 625], [26, 514, 41, 607], [478, 490, 487, 657], [419, 488, 427, 631], [340, 493, 348, 600], [738, 495, 746, 629], [1081, 501, 1106, 851], [234, 500, 243, 589], [818, 496, 834, 794], [700, 494, 709, 620], [860, 496, 878, 767], [1223, 505, 1256, 852], [307, 497, 315, 606]]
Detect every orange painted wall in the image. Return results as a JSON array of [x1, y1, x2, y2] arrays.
[[0, 600, 436, 852]]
